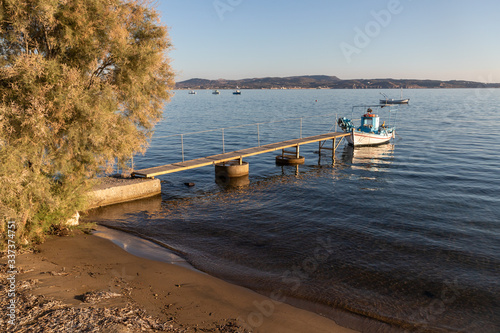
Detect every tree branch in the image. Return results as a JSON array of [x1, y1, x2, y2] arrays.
[[87, 57, 114, 89]]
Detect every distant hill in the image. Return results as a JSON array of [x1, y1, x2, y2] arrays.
[[176, 75, 500, 90]]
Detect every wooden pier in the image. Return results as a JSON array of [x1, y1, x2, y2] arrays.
[[131, 131, 349, 178]]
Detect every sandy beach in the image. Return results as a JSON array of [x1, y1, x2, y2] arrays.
[[1, 225, 357, 332]]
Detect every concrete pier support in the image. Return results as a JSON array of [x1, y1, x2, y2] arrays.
[[276, 155, 305, 165], [215, 160, 249, 178], [87, 176, 161, 209], [276, 145, 305, 165]]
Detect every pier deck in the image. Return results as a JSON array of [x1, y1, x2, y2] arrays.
[[132, 131, 349, 178]]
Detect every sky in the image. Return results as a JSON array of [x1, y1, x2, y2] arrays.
[[156, 0, 500, 83]]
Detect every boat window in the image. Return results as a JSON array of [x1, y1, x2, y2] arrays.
[[362, 118, 373, 127]]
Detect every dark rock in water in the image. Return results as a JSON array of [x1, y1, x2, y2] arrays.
[[184, 182, 195, 187]]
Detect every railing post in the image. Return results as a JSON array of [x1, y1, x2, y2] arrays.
[[222, 128, 225, 153], [181, 134, 184, 162]]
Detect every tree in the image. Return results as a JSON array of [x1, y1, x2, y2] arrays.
[[0, 0, 174, 248]]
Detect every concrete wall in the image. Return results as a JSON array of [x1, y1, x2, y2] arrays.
[[87, 177, 161, 209]]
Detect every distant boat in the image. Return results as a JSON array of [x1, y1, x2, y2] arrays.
[[212, 90, 220, 95], [338, 105, 396, 146], [380, 88, 409, 104], [233, 87, 241, 95], [380, 97, 409, 105], [188, 90, 196, 94]]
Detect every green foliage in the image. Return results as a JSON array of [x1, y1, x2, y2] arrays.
[[0, 0, 174, 249]]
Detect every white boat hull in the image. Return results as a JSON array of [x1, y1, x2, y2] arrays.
[[380, 98, 409, 105], [347, 130, 394, 146]]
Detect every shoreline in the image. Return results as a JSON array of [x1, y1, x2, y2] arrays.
[[3, 226, 358, 332], [92, 225, 194, 271], [94, 225, 397, 333]]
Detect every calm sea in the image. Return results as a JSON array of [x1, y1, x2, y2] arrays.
[[87, 89, 500, 332]]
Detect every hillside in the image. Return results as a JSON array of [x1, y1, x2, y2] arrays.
[[176, 75, 500, 90]]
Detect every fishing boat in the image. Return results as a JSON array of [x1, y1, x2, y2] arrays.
[[338, 105, 396, 147], [380, 97, 409, 105], [233, 87, 241, 95], [212, 89, 220, 95], [379, 88, 409, 104], [188, 90, 196, 94]]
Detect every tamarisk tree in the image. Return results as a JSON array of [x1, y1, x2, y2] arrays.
[[0, 0, 174, 247]]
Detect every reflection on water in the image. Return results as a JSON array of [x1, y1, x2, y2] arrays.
[[342, 143, 395, 171], [215, 174, 250, 188], [85, 194, 163, 220]]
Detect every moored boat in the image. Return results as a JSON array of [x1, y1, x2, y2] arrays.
[[379, 97, 409, 105], [380, 88, 409, 105], [338, 106, 396, 147], [212, 89, 220, 95]]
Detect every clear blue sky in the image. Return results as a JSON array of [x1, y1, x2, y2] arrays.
[[156, 0, 500, 83]]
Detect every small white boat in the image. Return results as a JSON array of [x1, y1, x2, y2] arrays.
[[188, 90, 196, 94], [212, 89, 220, 95], [380, 88, 409, 105], [338, 106, 396, 147], [380, 97, 409, 105]]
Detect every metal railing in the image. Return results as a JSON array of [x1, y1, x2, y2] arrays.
[[137, 113, 337, 164], [145, 112, 339, 163]]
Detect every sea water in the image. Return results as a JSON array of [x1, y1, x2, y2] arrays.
[[86, 89, 500, 332]]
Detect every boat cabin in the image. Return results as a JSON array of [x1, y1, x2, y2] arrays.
[[360, 109, 380, 131]]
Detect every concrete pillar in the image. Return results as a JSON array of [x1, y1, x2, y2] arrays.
[[215, 160, 249, 178], [275, 155, 305, 165]]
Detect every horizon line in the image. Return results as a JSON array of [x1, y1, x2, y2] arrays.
[[177, 75, 500, 85]]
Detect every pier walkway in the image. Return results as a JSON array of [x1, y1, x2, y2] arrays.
[[132, 131, 349, 178]]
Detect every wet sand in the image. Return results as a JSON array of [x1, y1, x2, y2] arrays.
[[1, 226, 357, 332]]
